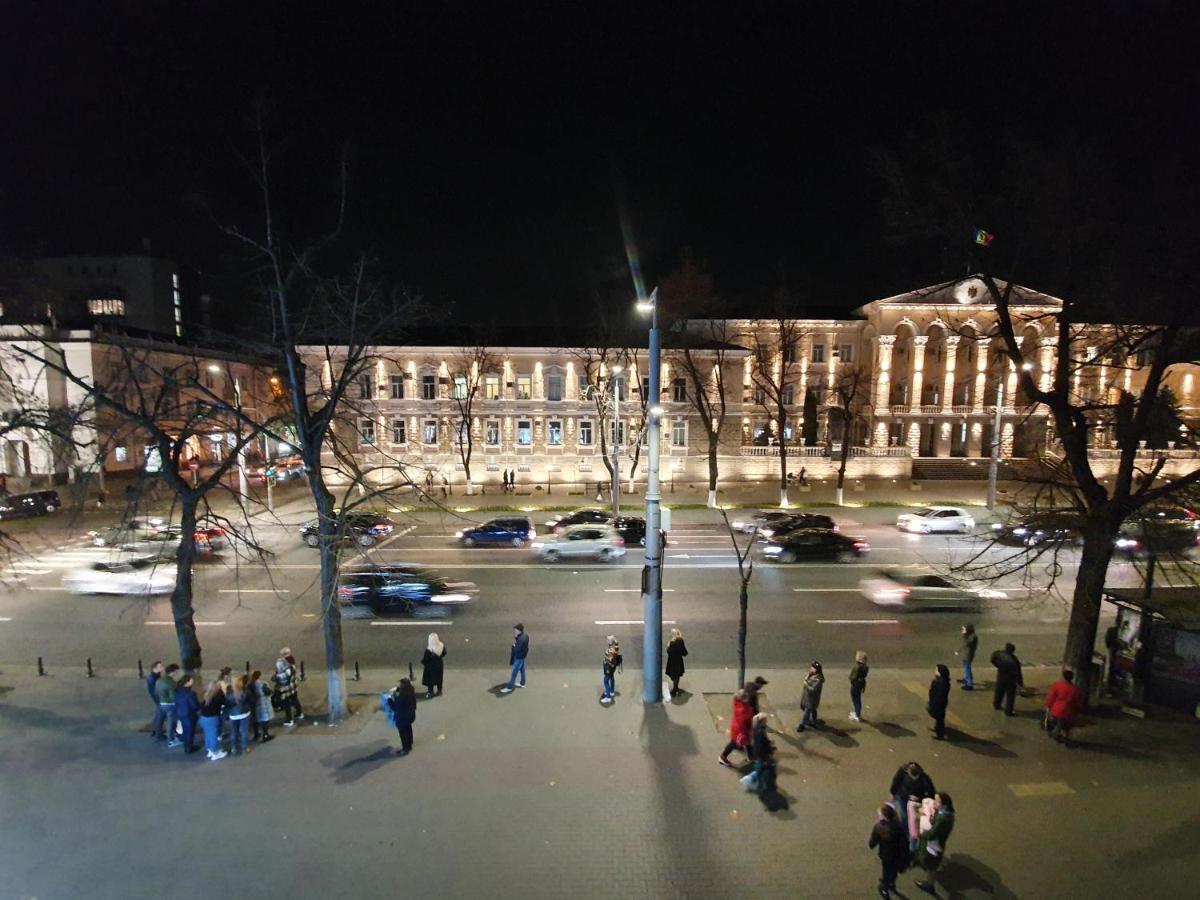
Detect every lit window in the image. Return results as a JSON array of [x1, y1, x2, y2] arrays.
[[453, 375, 468, 400], [114, 446, 128, 463], [485, 420, 500, 446], [517, 419, 532, 446], [485, 375, 501, 400], [578, 420, 593, 446], [421, 374, 436, 400], [360, 418, 376, 446], [423, 420, 438, 444], [389, 374, 405, 399], [391, 418, 406, 444], [517, 375, 532, 400], [87, 298, 126, 317], [547, 373, 563, 401], [671, 420, 687, 447], [811, 344, 826, 364], [547, 419, 563, 445]]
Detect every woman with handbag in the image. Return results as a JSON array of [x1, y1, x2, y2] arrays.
[[248, 670, 275, 744], [797, 661, 825, 732], [386, 678, 417, 756], [421, 633, 447, 698]]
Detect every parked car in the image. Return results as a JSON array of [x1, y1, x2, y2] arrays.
[[731, 511, 798, 534], [336, 564, 474, 617], [301, 512, 396, 548], [762, 529, 869, 563], [62, 557, 177, 595], [896, 506, 975, 534], [991, 517, 1081, 547], [544, 508, 612, 533], [859, 569, 1007, 609], [608, 516, 669, 548], [0, 490, 63, 520], [532, 524, 626, 562], [758, 513, 838, 540], [456, 516, 536, 547]]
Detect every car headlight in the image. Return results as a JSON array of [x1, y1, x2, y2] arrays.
[[1013, 527, 1027, 535], [991, 522, 1003, 530], [763, 545, 783, 555], [732, 520, 746, 530], [531, 542, 545, 549], [1116, 538, 1138, 549], [454, 531, 464, 539]]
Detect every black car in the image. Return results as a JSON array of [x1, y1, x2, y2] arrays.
[[336, 564, 474, 616], [545, 508, 611, 533], [991, 518, 1081, 547], [758, 513, 838, 540], [608, 516, 669, 548], [301, 512, 396, 548], [761, 529, 868, 563], [0, 490, 62, 520], [1114, 520, 1200, 559]]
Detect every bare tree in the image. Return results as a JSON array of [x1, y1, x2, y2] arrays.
[[746, 315, 806, 507], [449, 344, 500, 492], [827, 360, 872, 506], [717, 509, 756, 689]]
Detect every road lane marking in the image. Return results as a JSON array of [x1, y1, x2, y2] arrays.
[[0, 617, 12, 621], [604, 588, 676, 593], [669, 554, 734, 558], [595, 619, 678, 625], [1009, 782, 1075, 798], [818, 619, 900, 624], [369, 620, 453, 626], [145, 620, 226, 626], [793, 588, 863, 592], [218, 589, 291, 594], [27, 587, 61, 591]]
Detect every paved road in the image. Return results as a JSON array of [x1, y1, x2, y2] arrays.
[[0, 506, 1157, 673]]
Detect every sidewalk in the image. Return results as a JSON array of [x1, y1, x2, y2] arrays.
[[1, 662, 1195, 899]]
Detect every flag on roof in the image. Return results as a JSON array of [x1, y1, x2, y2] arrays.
[[973, 228, 994, 247]]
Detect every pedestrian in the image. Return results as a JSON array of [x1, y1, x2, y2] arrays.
[[224, 675, 252, 755], [422, 632, 447, 698], [889, 761, 936, 845], [425, 470, 434, 495], [928, 664, 951, 741], [601, 636, 623, 703], [1044, 669, 1084, 746], [990, 642, 1024, 716], [386, 677, 417, 756], [1103, 623, 1122, 694], [718, 684, 757, 767], [750, 712, 777, 795], [914, 792, 955, 895], [868, 802, 909, 898], [799, 466, 807, 486], [958, 624, 978, 690], [272, 649, 304, 726], [849, 650, 869, 722], [501, 469, 509, 493], [665, 628, 688, 696], [199, 678, 228, 761], [797, 661, 825, 732], [153, 664, 180, 747], [749, 675, 769, 712], [510, 470, 518, 493], [146, 660, 163, 738], [500, 623, 529, 693], [440, 472, 449, 498], [248, 669, 275, 743], [174, 674, 200, 754]]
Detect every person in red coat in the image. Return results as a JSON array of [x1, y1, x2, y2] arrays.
[[1044, 669, 1084, 746], [718, 684, 758, 767]]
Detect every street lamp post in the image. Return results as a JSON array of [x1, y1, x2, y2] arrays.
[[610, 366, 622, 516], [637, 288, 663, 703]]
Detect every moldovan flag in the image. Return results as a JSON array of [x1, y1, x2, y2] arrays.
[[973, 228, 994, 247]]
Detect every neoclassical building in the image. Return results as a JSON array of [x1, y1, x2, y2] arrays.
[[309, 277, 1200, 490]]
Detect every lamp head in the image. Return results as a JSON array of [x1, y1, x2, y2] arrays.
[[612, 365, 623, 375]]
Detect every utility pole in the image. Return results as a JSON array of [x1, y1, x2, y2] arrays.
[[639, 288, 663, 703], [610, 367, 622, 516], [987, 375, 1003, 509]]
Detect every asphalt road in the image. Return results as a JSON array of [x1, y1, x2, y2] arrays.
[[0, 506, 1163, 673]]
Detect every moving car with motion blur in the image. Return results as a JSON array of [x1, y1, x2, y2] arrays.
[[761, 529, 868, 563], [859, 569, 1007, 609], [336, 564, 475, 617], [608, 516, 668, 548], [731, 511, 799, 534], [92, 520, 228, 555], [757, 513, 838, 540], [1114, 518, 1200, 559], [544, 508, 611, 533], [532, 524, 626, 562], [990, 517, 1080, 548], [456, 516, 536, 547], [62, 556, 177, 595], [301, 512, 396, 548], [896, 506, 975, 534], [0, 490, 63, 520]]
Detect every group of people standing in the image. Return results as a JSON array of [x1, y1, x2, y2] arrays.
[[382, 633, 447, 755], [870, 761, 955, 896], [145, 650, 304, 761], [499, 469, 518, 493]]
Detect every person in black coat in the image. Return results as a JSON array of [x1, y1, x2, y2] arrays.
[[868, 802, 909, 898], [750, 713, 776, 795], [927, 664, 951, 740], [387, 678, 417, 756], [421, 633, 447, 698], [990, 642, 1024, 715], [665, 628, 688, 695]]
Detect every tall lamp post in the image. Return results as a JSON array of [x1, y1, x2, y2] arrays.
[[610, 365, 623, 516], [637, 288, 663, 703]]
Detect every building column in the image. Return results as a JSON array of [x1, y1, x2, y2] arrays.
[[935, 421, 952, 458], [1005, 337, 1023, 410], [967, 421, 984, 456], [973, 337, 990, 413], [1039, 336, 1055, 393], [910, 336, 928, 410], [941, 336, 960, 413], [1001, 422, 1015, 458], [874, 335, 895, 415], [906, 419, 921, 456]]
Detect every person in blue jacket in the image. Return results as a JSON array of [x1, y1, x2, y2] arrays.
[[500, 624, 529, 693], [173, 674, 200, 754], [386, 678, 417, 756]]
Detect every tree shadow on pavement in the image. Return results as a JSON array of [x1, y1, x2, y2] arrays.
[[867, 720, 917, 739], [936, 853, 1018, 899], [323, 740, 401, 784], [942, 729, 1018, 758]]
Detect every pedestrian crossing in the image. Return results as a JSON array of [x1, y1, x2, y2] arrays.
[[0, 538, 139, 580]]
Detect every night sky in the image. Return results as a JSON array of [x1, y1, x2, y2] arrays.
[[1, 2, 1195, 327]]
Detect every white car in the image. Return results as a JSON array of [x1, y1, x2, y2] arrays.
[[532, 524, 626, 562], [896, 506, 975, 534], [62, 557, 177, 595], [859, 569, 1007, 609]]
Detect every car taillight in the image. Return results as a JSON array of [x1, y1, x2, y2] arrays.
[[833, 525, 840, 532], [853, 541, 869, 549], [615, 537, 625, 547], [337, 586, 352, 599]]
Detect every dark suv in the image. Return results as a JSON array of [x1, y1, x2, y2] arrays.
[[545, 508, 611, 533], [758, 513, 837, 540], [0, 490, 63, 520], [456, 517, 536, 547], [301, 512, 396, 548], [762, 529, 868, 563]]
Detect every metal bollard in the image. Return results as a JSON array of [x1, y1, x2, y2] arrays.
[[299, 660, 306, 681], [245, 660, 250, 674], [408, 662, 414, 682], [138, 658, 144, 679], [354, 661, 361, 682], [37, 656, 45, 676], [87, 658, 94, 678]]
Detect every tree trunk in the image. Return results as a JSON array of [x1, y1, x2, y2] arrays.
[[1064, 518, 1119, 703], [170, 495, 202, 671], [777, 407, 789, 507], [312, 478, 348, 721], [737, 579, 748, 690], [836, 437, 851, 507], [707, 436, 720, 508]]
